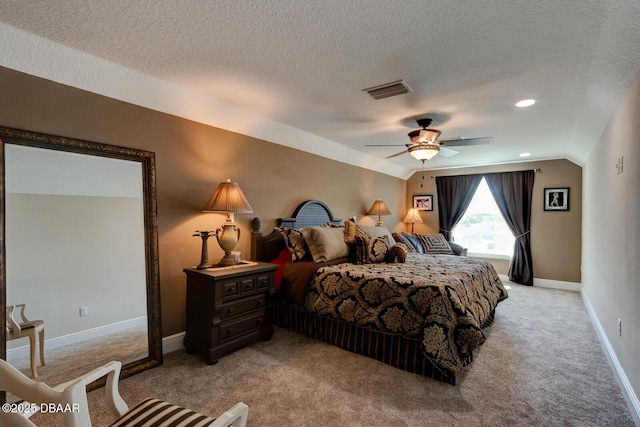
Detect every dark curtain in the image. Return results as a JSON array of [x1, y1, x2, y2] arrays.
[[435, 174, 483, 241], [485, 170, 535, 286]]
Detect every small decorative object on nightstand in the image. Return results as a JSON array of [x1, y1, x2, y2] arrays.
[[183, 262, 277, 364], [193, 230, 216, 269]]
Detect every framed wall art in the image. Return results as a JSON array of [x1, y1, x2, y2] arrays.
[[544, 187, 569, 211], [413, 194, 433, 211]]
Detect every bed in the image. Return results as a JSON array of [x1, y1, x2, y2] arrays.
[[250, 200, 508, 384]]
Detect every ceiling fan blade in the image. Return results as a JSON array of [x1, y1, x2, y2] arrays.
[[439, 136, 493, 147], [438, 146, 459, 157], [386, 150, 409, 159]]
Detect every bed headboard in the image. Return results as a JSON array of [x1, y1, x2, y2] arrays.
[[251, 200, 342, 262]]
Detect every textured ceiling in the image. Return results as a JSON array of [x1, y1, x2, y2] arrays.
[[2, 0, 640, 178]]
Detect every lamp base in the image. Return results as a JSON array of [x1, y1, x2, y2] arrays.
[[218, 252, 241, 266], [196, 261, 214, 270]]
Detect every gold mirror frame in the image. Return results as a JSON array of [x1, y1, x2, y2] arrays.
[[0, 126, 162, 389]]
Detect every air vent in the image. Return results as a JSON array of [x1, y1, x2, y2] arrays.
[[362, 80, 412, 100]]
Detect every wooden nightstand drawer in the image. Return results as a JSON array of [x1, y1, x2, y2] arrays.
[[220, 312, 266, 342], [219, 294, 266, 320], [240, 277, 255, 294], [221, 279, 239, 300], [256, 274, 270, 290]]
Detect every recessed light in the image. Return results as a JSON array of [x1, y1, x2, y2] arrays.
[[520, 152, 531, 157], [516, 99, 536, 108]]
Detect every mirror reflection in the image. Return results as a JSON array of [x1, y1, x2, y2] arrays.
[[1, 127, 162, 399]]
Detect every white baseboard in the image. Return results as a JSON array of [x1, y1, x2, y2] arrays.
[[582, 292, 640, 426], [162, 332, 185, 355], [7, 316, 148, 362], [533, 278, 581, 292], [498, 274, 581, 292]]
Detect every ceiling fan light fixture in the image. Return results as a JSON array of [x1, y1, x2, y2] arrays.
[[408, 128, 441, 144], [409, 144, 440, 161]]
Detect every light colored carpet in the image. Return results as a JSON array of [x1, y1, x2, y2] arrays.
[[33, 283, 636, 426], [8, 325, 147, 402]]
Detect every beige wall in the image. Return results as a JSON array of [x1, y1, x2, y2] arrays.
[[0, 66, 406, 336], [583, 70, 640, 410], [406, 159, 582, 283]]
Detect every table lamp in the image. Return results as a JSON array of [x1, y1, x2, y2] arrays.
[[367, 199, 391, 227], [203, 179, 253, 266], [404, 208, 423, 233]]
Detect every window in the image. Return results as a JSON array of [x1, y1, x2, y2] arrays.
[[452, 178, 515, 258]]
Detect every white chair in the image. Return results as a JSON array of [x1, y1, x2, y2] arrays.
[[5, 304, 45, 378], [0, 359, 248, 427]]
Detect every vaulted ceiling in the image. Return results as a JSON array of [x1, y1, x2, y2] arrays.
[[2, 1, 639, 178]]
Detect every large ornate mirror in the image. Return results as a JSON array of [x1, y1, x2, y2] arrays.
[[0, 126, 162, 394]]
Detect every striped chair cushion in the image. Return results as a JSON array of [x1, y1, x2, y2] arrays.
[[110, 398, 216, 427]]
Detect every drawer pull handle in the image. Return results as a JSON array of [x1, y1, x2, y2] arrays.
[[256, 319, 263, 325], [227, 307, 235, 314], [256, 299, 263, 306], [227, 287, 234, 294], [260, 281, 267, 287], [226, 328, 234, 336], [244, 284, 252, 290]]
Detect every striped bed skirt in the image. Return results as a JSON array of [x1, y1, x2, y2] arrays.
[[271, 299, 481, 385]]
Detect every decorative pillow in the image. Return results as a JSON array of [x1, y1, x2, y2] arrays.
[[269, 247, 292, 292], [387, 243, 408, 263], [275, 227, 308, 262], [302, 226, 350, 262], [354, 230, 391, 264], [357, 225, 395, 246], [392, 232, 417, 253], [448, 241, 467, 256], [344, 220, 357, 244], [416, 233, 454, 254], [401, 232, 425, 253]]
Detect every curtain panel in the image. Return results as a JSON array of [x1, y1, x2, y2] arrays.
[[435, 175, 483, 241], [484, 170, 535, 286]]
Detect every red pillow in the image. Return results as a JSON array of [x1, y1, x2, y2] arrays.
[[270, 248, 292, 292]]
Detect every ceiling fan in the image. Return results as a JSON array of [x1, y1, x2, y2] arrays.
[[366, 118, 493, 162]]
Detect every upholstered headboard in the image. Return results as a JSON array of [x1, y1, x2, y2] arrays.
[[250, 200, 342, 262]]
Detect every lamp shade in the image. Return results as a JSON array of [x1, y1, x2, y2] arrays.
[[203, 179, 253, 213], [367, 199, 391, 227], [367, 199, 391, 216], [408, 144, 440, 161], [404, 208, 423, 224]]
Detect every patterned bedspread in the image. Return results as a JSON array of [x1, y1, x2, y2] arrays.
[[304, 253, 508, 376]]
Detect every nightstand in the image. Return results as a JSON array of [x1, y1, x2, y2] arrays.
[[183, 262, 277, 364]]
